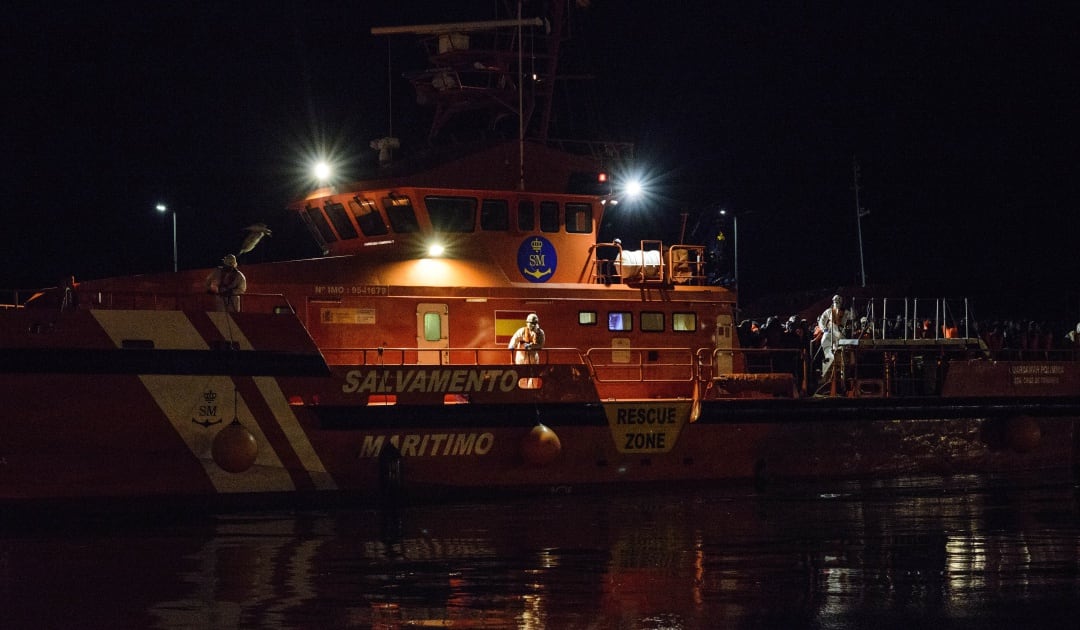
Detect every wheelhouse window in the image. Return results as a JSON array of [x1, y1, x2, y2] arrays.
[[641, 312, 664, 332], [426, 196, 476, 232], [565, 202, 593, 234], [305, 205, 337, 242], [608, 311, 632, 331], [383, 195, 420, 233], [578, 311, 597, 326], [673, 312, 697, 332], [349, 196, 389, 236], [481, 199, 509, 231], [518, 200, 535, 231], [540, 201, 560, 233], [324, 201, 359, 240]]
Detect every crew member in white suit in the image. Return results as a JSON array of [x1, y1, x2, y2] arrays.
[[508, 313, 546, 365], [818, 294, 852, 375]]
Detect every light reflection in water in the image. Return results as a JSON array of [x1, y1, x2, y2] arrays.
[[1, 478, 1079, 629]]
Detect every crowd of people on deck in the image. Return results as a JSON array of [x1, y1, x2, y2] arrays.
[[735, 303, 1079, 396], [737, 299, 1080, 361], [968, 319, 1080, 356]]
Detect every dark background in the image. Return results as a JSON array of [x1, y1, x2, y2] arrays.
[[5, 1, 1078, 322]]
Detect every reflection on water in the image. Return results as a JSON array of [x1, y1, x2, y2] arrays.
[[3, 476, 1080, 629]]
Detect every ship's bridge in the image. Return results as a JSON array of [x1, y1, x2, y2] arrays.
[[291, 184, 708, 288]]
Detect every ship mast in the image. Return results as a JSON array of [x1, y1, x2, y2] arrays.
[[853, 157, 869, 287], [517, 1, 525, 190], [371, 3, 558, 192]]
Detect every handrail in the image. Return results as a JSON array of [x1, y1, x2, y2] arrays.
[[0, 288, 44, 309], [586, 242, 707, 286], [318, 345, 700, 386], [4, 288, 296, 315], [668, 244, 707, 285], [319, 346, 589, 367], [587, 241, 624, 284], [708, 346, 808, 396], [585, 346, 696, 383], [841, 296, 975, 340]]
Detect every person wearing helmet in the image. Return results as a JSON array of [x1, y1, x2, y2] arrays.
[[508, 313, 546, 365], [204, 254, 247, 311]]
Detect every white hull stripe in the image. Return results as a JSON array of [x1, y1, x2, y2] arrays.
[[208, 312, 253, 350], [92, 310, 210, 349], [92, 310, 334, 493], [140, 374, 296, 493], [254, 376, 337, 490]]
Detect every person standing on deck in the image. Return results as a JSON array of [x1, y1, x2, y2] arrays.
[[204, 254, 247, 312], [1067, 322, 1080, 349], [818, 294, 852, 376], [508, 313, 545, 365]]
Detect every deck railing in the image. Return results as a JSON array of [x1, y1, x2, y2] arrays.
[[704, 347, 809, 397], [1, 289, 296, 315], [0, 289, 41, 309], [319, 345, 698, 382], [586, 242, 707, 286], [318, 346, 589, 367], [584, 347, 697, 383]]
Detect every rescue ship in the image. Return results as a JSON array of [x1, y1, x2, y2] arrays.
[[2, 4, 1079, 508]]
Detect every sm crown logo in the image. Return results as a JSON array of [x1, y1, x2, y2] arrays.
[[192, 388, 224, 428], [517, 235, 557, 283]]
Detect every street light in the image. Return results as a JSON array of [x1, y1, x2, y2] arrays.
[[156, 203, 177, 272]]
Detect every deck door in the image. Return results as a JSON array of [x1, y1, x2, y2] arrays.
[[715, 313, 734, 374], [416, 303, 449, 365]]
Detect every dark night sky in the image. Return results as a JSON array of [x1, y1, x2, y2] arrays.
[[5, 2, 1079, 321]]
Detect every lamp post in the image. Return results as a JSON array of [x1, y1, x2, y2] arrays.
[[719, 209, 739, 286], [720, 209, 739, 314], [156, 203, 177, 272]]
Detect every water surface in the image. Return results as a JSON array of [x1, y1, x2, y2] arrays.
[[3, 477, 1079, 629]]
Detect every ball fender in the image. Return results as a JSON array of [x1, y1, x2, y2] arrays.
[[521, 423, 561, 466], [212, 419, 259, 473]]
